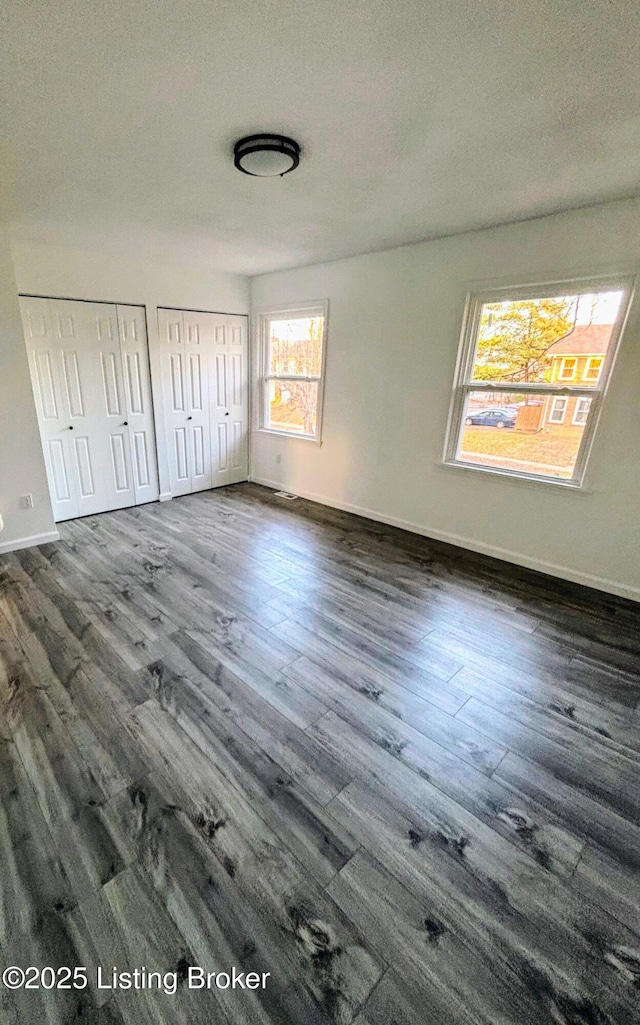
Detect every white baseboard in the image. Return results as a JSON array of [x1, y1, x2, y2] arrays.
[[0, 530, 60, 555], [159, 492, 172, 503], [249, 475, 640, 603]]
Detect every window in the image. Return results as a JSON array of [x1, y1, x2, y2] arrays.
[[549, 397, 567, 424], [573, 397, 592, 426], [444, 279, 631, 485], [559, 357, 577, 380], [257, 302, 328, 440], [584, 357, 603, 381]]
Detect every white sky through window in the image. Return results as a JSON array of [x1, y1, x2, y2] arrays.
[[574, 291, 623, 325], [270, 318, 318, 343]]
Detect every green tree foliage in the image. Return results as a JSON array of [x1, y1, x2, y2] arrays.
[[474, 297, 576, 384]]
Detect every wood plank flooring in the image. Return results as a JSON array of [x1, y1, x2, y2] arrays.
[[1, 482, 639, 1024]]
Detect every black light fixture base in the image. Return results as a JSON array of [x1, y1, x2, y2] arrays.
[[233, 134, 301, 177]]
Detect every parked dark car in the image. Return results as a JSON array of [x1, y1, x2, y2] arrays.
[[465, 408, 517, 428]]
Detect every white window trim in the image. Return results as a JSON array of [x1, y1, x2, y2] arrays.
[[443, 275, 634, 488], [559, 357, 577, 381], [549, 396, 567, 424], [583, 356, 603, 381], [255, 300, 329, 443], [572, 396, 592, 426]]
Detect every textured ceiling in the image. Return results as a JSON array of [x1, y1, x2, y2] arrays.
[[2, 0, 640, 274]]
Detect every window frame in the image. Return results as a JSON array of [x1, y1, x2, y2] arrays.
[[256, 301, 329, 443], [572, 396, 592, 426], [584, 357, 603, 381], [559, 357, 577, 381], [443, 275, 634, 488], [549, 396, 568, 424]]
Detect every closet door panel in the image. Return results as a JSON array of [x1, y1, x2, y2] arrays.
[[216, 421, 229, 474], [22, 297, 158, 520], [21, 296, 79, 521], [222, 314, 249, 483], [174, 427, 189, 482], [82, 300, 136, 512], [47, 438, 74, 509], [117, 305, 159, 505], [184, 311, 213, 492], [158, 308, 192, 496], [206, 313, 248, 486], [209, 315, 229, 484], [158, 307, 248, 497], [48, 299, 116, 517]]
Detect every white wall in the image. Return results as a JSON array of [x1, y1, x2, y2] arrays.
[[0, 231, 56, 552], [11, 239, 249, 500], [251, 198, 640, 600]]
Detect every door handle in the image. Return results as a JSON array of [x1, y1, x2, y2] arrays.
[[68, 425, 74, 430], [121, 421, 128, 426], [225, 412, 229, 416], [187, 416, 193, 420]]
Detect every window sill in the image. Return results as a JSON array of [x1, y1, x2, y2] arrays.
[[254, 427, 321, 445], [438, 459, 594, 494]]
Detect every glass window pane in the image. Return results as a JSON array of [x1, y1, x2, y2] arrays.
[[584, 357, 603, 381], [268, 380, 319, 436], [459, 391, 593, 479], [549, 397, 567, 424], [573, 397, 592, 425], [471, 291, 623, 387], [268, 317, 323, 376], [559, 358, 577, 380]]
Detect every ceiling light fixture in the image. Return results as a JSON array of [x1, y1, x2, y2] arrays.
[[233, 134, 300, 177]]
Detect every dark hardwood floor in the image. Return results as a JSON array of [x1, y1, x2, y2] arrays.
[[1, 482, 639, 1025]]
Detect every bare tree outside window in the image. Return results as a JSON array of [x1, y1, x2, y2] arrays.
[[259, 306, 328, 440]]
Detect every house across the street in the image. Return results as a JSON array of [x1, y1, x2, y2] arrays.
[[539, 323, 614, 432]]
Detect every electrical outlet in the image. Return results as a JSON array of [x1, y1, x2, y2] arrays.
[[20, 493, 34, 509]]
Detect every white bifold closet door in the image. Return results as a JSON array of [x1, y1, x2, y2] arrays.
[[158, 308, 248, 496], [20, 296, 159, 521]]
